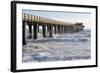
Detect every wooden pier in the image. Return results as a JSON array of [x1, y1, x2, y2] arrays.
[[22, 13, 85, 45]]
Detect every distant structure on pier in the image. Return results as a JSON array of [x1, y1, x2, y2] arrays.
[[22, 13, 85, 45]]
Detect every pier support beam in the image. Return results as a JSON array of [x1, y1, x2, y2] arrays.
[[58, 25, 60, 34], [63, 25, 65, 33], [75, 27, 77, 32], [60, 25, 62, 33], [47, 25, 49, 37], [64, 26, 66, 33], [33, 23, 38, 39], [67, 26, 70, 32], [22, 21, 26, 45], [42, 25, 46, 38], [59, 25, 61, 33], [62, 25, 64, 33], [64, 26, 67, 33], [49, 24, 53, 37], [38, 25, 39, 32], [54, 25, 57, 34], [69, 26, 72, 32], [28, 24, 32, 39], [69, 26, 71, 32], [71, 26, 74, 33], [56, 25, 58, 34]]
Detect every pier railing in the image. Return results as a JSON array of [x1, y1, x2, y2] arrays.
[[22, 13, 74, 25]]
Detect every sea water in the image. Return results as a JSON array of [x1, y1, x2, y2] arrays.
[[22, 29, 91, 63]]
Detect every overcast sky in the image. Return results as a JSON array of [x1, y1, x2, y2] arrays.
[[23, 10, 92, 29]]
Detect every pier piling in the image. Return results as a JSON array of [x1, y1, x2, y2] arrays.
[[22, 21, 26, 45], [33, 23, 38, 39], [42, 25, 46, 38], [28, 25, 32, 38], [49, 24, 53, 37]]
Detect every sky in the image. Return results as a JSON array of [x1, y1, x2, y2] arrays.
[[23, 10, 92, 29]]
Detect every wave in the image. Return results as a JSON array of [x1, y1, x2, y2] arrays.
[[23, 29, 91, 62], [27, 35, 90, 43]]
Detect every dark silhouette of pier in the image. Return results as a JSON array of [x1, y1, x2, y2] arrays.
[[22, 13, 84, 45]]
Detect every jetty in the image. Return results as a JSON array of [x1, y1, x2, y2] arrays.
[[22, 13, 85, 45]]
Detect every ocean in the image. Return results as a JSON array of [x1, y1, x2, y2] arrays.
[[22, 29, 91, 63]]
